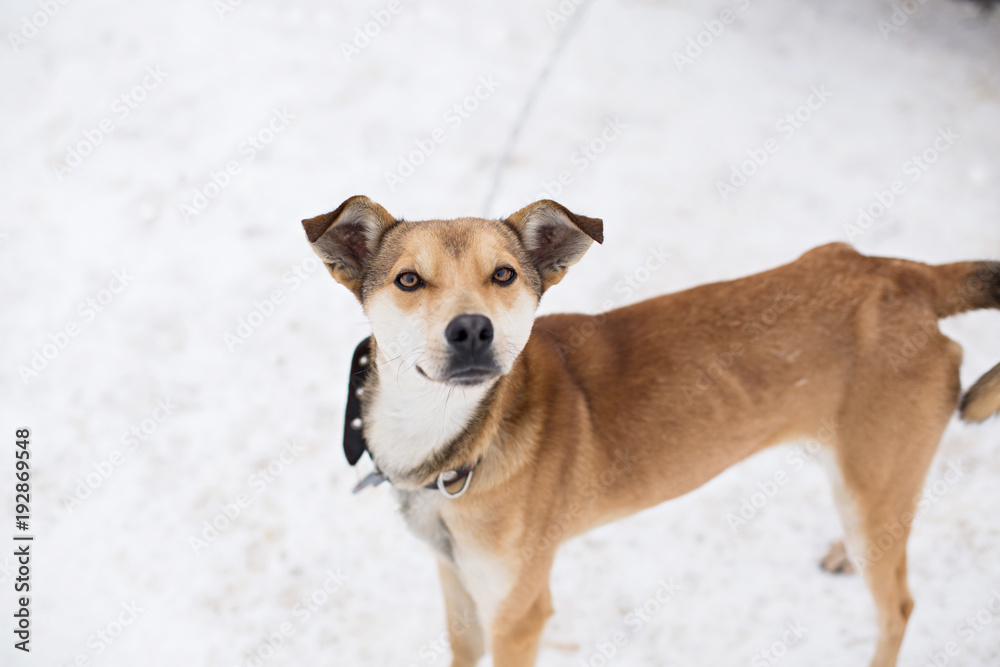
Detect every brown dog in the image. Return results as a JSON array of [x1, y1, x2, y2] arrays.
[[302, 196, 1000, 667]]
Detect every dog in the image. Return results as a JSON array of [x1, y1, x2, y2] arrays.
[[302, 195, 1000, 667]]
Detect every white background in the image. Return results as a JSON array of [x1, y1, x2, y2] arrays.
[[2, 0, 999, 665]]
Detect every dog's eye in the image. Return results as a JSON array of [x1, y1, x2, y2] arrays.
[[493, 267, 516, 286], [395, 272, 422, 291]]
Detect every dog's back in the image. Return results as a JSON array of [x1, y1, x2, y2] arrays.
[[534, 242, 999, 510]]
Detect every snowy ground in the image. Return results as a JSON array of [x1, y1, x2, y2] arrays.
[[2, 0, 1000, 665]]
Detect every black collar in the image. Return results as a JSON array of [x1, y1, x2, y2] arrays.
[[342, 337, 371, 467], [343, 337, 479, 496]]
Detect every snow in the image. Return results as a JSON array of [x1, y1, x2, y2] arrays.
[[2, 0, 999, 665]]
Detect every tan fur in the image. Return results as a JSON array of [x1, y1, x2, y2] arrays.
[[302, 197, 1000, 667], [962, 361, 1000, 422]]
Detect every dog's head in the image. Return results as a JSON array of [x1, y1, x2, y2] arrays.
[[302, 196, 602, 386]]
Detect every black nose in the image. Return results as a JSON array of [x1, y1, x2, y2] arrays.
[[445, 314, 494, 355]]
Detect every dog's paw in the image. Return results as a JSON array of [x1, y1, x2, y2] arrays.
[[820, 540, 855, 575]]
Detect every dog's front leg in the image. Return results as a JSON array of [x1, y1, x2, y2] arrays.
[[437, 558, 485, 667], [490, 585, 553, 667], [482, 548, 557, 667]]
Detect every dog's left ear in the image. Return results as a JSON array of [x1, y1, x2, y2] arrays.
[[302, 195, 397, 300], [505, 200, 603, 291]]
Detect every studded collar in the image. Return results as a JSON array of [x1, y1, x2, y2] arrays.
[[343, 337, 479, 498]]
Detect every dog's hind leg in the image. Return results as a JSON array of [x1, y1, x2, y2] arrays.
[[438, 558, 485, 667], [820, 540, 855, 574], [823, 336, 961, 666], [826, 462, 921, 667]]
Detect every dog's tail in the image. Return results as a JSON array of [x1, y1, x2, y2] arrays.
[[926, 259, 1000, 422], [928, 260, 1000, 318], [961, 362, 1000, 422]]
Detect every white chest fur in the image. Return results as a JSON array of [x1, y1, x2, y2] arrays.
[[364, 352, 491, 478]]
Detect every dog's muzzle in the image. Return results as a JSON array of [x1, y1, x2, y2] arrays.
[[443, 314, 500, 385]]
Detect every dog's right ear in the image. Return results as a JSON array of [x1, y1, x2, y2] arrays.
[[302, 195, 397, 299]]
